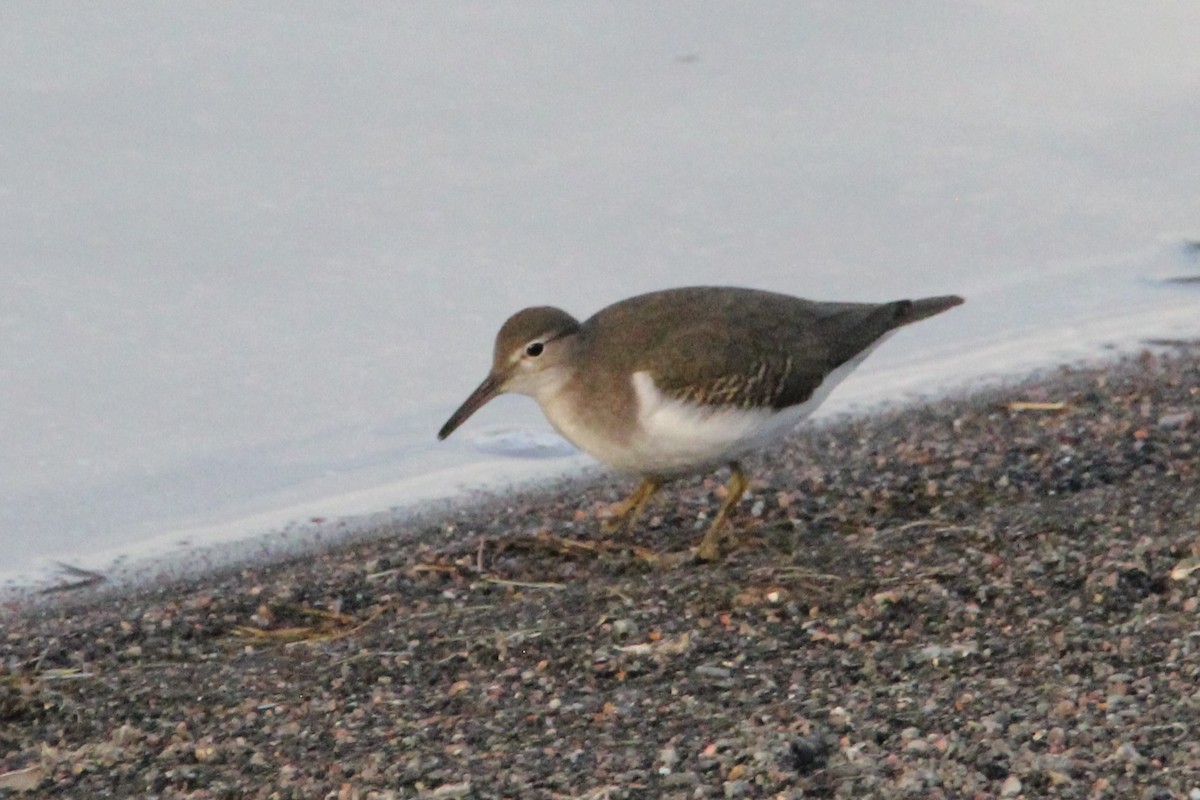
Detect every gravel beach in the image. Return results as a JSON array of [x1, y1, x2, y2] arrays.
[[3, 345, 1199, 799]]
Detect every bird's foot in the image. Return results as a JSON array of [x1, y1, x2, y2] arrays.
[[598, 515, 626, 536], [598, 477, 661, 536], [694, 538, 724, 562], [691, 462, 751, 562]]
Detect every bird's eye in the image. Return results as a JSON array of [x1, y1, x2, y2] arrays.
[[525, 341, 545, 357]]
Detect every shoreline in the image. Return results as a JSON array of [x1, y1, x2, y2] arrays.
[[2, 344, 1198, 798], [9, 306, 1199, 601], [0, 339, 1163, 606]]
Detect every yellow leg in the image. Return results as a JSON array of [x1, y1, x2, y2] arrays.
[[696, 463, 748, 561], [602, 477, 662, 536]]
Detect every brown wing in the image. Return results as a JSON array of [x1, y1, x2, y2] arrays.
[[580, 287, 962, 411], [584, 289, 934, 410], [640, 323, 833, 410]]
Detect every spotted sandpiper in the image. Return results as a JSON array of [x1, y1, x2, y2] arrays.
[[438, 286, 963, 560]]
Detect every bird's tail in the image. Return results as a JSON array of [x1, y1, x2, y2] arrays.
[[892, 294, 965, 327]]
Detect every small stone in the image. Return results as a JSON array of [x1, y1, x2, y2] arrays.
[[612, 619, 638, 636], [1113, 742, 1148, 766], [1000, 775, 1022, 797], [663, 771, 700, 788], [430, 781, 472, 798], [829, 706, 852, 729], [695, 665, 733, 680], [724, 779, 750, 798], [1158, 410, 1193, 429], [789, 736, 828, 774]]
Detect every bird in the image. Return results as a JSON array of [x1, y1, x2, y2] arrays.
[[438, 286, 963, 560]]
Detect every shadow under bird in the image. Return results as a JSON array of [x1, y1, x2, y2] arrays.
[[438, 286, 964, 560]]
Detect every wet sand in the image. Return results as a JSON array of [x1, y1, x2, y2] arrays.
[[2, 345, 1198, 799]]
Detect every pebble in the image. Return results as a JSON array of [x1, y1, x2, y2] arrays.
[[1158, 411, 1193, 429], [724, 779, 751, 798], [612, 618, 638, 636], [663, 771, 700, 788], [1000, 775, 1023, 797], [695, 665, 733, 680]]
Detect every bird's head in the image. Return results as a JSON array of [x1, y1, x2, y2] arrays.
[[437, 306, 581, 440]]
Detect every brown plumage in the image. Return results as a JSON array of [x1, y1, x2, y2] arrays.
[[574, 287, 962, 414]]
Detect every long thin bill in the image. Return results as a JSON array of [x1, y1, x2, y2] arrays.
[[437, 372, 503, 440]]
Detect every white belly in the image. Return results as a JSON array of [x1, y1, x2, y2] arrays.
[[537, 338, 886, 477], [629, 339, 889, 475], [619, 377, 810, 475]]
